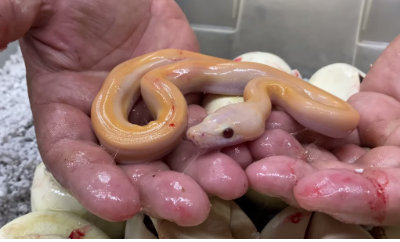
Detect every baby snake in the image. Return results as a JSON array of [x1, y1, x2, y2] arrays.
[[91, 49, 360, 163]]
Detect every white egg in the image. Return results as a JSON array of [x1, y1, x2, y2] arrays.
[[306, 212, 373, 239], [30, 163, 87, 216], [30, 162, 126, 239], [124, 213, 158, 239], [260, 206, 312, 239], [201, 94, 244, 114], [151, 197, 259, 239], [260, 206, 373, 239], [202, 51, 300, 114], [308, 63, 365, 101], [0, 210, 109, 239], [233, 51, 292, 73]]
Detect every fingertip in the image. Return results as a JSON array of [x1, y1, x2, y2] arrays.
[[68, 163, 141, 222], [245, 156, 314, 203], [245, 157, 288, 194], [188, 153, 249, 200], [0, 0, 42, 46], [137, 170, 210, 226], [166, 143, 248, 199]]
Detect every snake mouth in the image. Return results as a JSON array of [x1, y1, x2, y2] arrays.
[[186, 128, 204, 147], [186, 128, 219, 150]]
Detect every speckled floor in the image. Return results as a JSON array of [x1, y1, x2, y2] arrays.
[[0, 48, 42, 227]]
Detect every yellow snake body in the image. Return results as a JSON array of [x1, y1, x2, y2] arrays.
[[91, 49, 360, 163]]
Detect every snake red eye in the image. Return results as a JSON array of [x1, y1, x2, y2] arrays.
[[222, 128, 234, 139]]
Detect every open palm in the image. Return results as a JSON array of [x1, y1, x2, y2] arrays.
[[0, 0, 227, 225]]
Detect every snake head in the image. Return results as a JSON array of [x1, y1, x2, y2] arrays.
[[186, 102, 265, 150]]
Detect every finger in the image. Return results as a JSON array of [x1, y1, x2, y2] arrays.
[[360, 34, 400, 101], [136, 170, 210, 227], [119, 160, 170, 183], [352, 146, 400, 168], [304, 143, 338, 162], [301, 144, 362, 171], [66, 163, 140, 222], [183, 152, 249, 200], [121, 162, 210, 226], [331, 144, 367, 164], [34, 102, 141, 222], [347, 92, 400, 147], [351, 34, 400, 148], [245, 156, 316, 207], [265, 110, 345, 146], [265, 111, 360, 150], [248, 129, 309, 161], [265, 110, 303, 133], [250, 128, 361, 169], [31, 73, 140, 222], [165, 142, 248, 200], [247, 128, 350, 169], [0, 0, 42, 47], [294, 168, 400, 225]]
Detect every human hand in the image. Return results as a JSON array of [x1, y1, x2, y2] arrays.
[[0, 0, 249, 225], [243, 34, 400, 226]]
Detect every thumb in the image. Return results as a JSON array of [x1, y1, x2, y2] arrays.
[[360, 34, 400, 100], [0, 0, 42, 48]]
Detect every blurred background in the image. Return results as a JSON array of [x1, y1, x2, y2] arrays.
[[1, 0, 399, 77], [174, 0, 399, 77]]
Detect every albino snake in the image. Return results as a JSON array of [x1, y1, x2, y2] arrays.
[[91, 49, 360, 163]]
